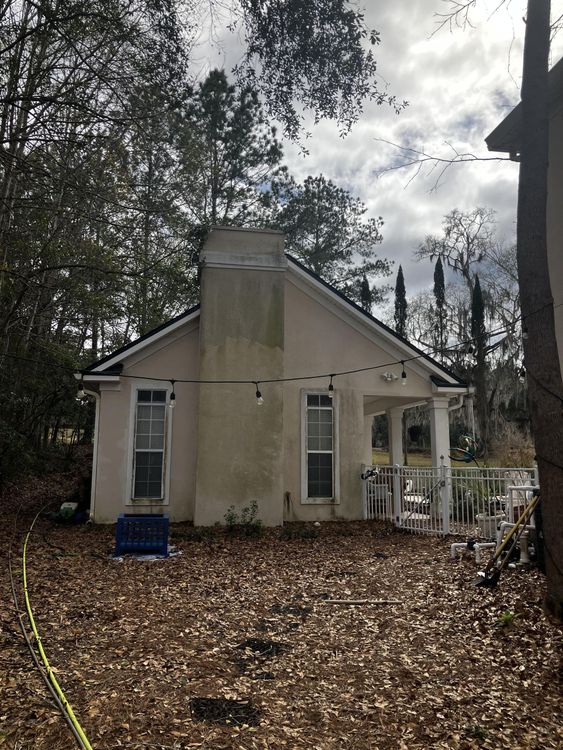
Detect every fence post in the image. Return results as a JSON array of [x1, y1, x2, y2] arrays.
[[440, 457, 451, 535], [393, 464, 402, 527]]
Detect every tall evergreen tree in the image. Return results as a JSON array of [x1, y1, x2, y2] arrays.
[[394, 265, 407, 338], [433, 257, 446, 357], [471, 275, 489, 453]]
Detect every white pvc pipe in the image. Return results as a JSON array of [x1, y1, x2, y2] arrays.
[[84, 388, 100, 523], [519, 530, 530, 564]]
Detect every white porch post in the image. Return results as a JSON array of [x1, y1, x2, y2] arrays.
[[428, 398, 451, 469], [428, 397, 451, 534], [387, 406, 404, 467], [363, 415, 374, 466]]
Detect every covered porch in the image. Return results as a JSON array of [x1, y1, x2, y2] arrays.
[[361, 386, 538, 540]]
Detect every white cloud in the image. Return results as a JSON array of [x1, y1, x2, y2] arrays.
[[192, 0, 563, 301]]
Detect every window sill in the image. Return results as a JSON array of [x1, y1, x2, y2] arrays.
[[301, 497, 340, 505], [128, 498, 167, 505]]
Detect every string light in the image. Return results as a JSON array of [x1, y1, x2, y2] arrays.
[[169, 380, 176, 409], [328, 375, 334, 399], [5, 300, 562, 407], [518, 365, 526, 383]]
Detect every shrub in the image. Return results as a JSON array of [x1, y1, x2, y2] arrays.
[[224, 500, 263, 538]]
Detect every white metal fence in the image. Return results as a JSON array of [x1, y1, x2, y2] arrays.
[[362, 464, 538, 539]]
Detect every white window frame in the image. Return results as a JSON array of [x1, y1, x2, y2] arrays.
[[126, 381, 173, 506], [301, 389, 340, 504]]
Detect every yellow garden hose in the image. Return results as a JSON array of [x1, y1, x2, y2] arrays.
[[22, 510, 94, 750]]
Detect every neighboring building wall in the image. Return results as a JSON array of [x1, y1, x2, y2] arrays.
[[548, 108, 563, 373], [93, 323, 200, 522], [194, 228, 286, 527]]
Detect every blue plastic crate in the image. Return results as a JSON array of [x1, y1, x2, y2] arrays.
[[115, 513, 169, 557]]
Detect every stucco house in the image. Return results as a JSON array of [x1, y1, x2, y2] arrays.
[[80, 227, 468, 525], [486, 56, 563, 371]]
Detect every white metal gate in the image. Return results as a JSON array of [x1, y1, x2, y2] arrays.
[[362, 463, 538, 539]]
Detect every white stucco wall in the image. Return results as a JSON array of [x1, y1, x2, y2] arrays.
[[281, 272, 443, 522], [92, 322, 200, 522], [90, 230, 463, 526]]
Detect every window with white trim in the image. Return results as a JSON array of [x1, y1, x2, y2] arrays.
[[132, 389, 167, 499], [305, 393, 335, 499]]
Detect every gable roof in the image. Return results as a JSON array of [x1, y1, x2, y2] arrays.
[[83, 261, 465, 387], [486, 56, 563, 155]]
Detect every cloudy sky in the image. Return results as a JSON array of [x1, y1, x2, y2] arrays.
[[200, 0, 563, 301]]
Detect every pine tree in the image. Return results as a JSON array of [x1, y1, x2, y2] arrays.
[[394, 265, 407, 338], [272, 174, 391, 305]]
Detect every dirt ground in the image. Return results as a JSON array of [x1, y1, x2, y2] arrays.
[[1, 479, 561, 750]]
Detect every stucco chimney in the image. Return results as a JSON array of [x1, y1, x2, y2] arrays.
[[194, 227, 286, 526]]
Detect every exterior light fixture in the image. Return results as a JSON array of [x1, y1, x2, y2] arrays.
[[254, 382, 264, 406], [328, 375, 334, 399], [401, 362, 407, 387], [381, 372, 398, 383], [169, 380, 176, 409], [77, 380, 86, 399]]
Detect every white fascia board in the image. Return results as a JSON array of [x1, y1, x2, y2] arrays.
[[74, 372, 120, 383], [431, 382, 469, 394], [83, 374, 121, 383], [431, 383, 475, 396], [287, 262, 462, 385], [88, 309, 200, 373]]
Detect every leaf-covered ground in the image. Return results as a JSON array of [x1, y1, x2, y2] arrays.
[[1, 478, 561, 750]]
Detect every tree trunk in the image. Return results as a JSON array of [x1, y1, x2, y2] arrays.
[[517, 0, 563, 620]]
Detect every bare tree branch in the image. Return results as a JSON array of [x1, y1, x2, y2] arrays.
[[373, 138, 511, 191]]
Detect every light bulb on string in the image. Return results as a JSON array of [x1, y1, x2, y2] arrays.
[[169, 380, 176, 409], [328, 375, 334, 399], [522, 325, 529, 341], [401, 362, 407, 387], [518, 365, 526, 384], [254, 382, 264, 406]]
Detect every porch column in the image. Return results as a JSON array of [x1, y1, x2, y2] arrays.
[[428, 397, 451, 468], [363, 415, 374, 466], [386, 406, 404, 466]]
